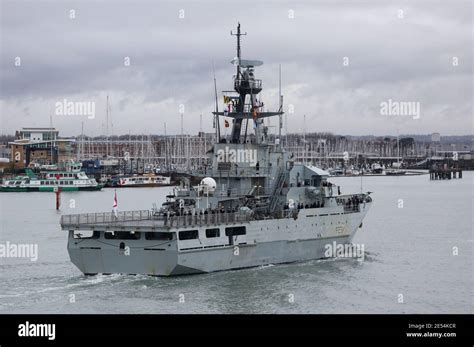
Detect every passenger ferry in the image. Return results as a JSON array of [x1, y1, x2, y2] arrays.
[[0, 168, 103, 192]]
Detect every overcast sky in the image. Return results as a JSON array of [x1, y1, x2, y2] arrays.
[[0, 0, 472, 137]]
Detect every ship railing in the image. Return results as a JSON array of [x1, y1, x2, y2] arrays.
[[209, 185, 273, 198], [343, 205, 360, 213], [189, 166, 273, 178], [335, 193, 368, 213], [234, 78, 262, 91], [60, 210, 154, 228], [165, 211, 252, 228], [236, 167, 272, 176]]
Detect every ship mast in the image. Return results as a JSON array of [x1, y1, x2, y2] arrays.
[[231, 23, 246, 78], [212, 23, 283, 145]]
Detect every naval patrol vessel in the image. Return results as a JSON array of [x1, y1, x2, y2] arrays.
[[60, 24, 372, 276]]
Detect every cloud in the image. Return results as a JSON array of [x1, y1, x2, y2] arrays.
[[0, 0, 472, 136]]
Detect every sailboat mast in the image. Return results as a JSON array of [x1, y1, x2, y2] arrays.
[[397, 131, 400, 169], [279, 64, 282, 146], [106, 95, 109, 158], [213, 63, 220, 141]]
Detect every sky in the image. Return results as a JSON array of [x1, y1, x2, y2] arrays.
[[0, 0, 472, 137]]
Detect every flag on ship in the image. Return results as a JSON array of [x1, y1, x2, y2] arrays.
[[113, 190, 118, 218], [252, 107, 258, 120], [224, 103, 232, 116], [252, 105, 258, 128], [224, 119, 230, 128]]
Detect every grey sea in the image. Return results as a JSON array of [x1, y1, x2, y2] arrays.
[[0, 172, 472, 314]]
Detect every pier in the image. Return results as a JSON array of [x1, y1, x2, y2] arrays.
[[429, 168, 463, 180]]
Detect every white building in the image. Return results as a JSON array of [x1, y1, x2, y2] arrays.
[[17, 127, 59, 142]]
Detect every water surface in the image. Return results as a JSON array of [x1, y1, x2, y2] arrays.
[[0, 172, 472, 313]]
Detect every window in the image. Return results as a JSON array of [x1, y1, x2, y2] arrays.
[[74, 230, 100, 239], [104, 231, 141, 240], [178, 230, 198, 240], [225, 226, 246, 236], [104, 232, 115, 239], [206, 228, 220, 238], [145, 232, 174, 240]]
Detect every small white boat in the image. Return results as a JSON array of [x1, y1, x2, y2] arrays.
[[115, 174, 171, 187]]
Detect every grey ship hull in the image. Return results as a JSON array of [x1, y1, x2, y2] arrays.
[[67, 203, 370, 276]]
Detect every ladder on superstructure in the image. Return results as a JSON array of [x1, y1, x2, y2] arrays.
[[268, 167, 286, 213]]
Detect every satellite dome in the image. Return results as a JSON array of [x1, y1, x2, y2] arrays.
[[200, 177, 217, 194]]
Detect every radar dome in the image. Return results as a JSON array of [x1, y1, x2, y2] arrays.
[[200, 177, 216, 194]]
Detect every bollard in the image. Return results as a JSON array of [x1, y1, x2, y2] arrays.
[[54, 186, 61, 210]]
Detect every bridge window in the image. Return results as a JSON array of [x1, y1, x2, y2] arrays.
[[145, 232, 174, 241], [225, 226, 246, 236], [179, 230, 198, 240], [206, 228, 220, 238]]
